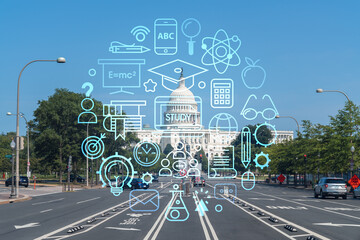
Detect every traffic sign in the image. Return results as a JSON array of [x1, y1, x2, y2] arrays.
[[277, 174, 286, 183], [348, 175, 360, 189], [5, 155, 12, 159]]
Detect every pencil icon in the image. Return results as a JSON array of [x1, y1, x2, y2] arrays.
[[109, 41, 150, 54], [241, 127, 251, 168]]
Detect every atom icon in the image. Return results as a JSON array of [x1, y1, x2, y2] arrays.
[[201, 29, 241, 74], [81, 133, 106, 159]]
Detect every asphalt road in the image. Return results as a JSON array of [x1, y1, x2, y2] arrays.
[[0, 177, 359, 240]]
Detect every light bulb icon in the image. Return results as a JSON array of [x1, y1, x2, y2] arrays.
[[97, 152, 136, 196]]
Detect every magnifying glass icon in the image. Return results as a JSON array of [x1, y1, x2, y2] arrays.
[[181, 18, 201, 55]]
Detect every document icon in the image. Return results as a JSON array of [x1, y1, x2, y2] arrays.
[[129, 189, 159, 212], [208, 146, 237, 178]]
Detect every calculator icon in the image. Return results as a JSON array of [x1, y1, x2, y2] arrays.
[[211, 79, 234, 108]]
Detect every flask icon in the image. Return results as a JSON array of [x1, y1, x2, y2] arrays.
[[165, 184, 189, 221]]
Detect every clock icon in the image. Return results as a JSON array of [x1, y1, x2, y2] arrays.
[[133, 141, 161, 167]]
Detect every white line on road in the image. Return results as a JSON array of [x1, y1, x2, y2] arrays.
[[106, 227, 141, 231], [193, 191, 219, 240], [253, 191, 360, 221], [15, 222, 40, 229], [76, 197, 100, 204], [193, 192, 211, 240], [32, 198, 64, 205], [249, 198, 275, 201], [40, 209, 53, 213], [313, 222, 360, 227]]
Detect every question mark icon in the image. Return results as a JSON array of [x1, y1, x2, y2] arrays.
[[82, 82, 94, 97]]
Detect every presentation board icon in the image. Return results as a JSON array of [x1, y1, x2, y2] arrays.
[[103, 100, 146, 140], [153, 96, 204, 138], [154, 18, 177, 55], [211, 79, 233, 108], [98, 59, 145, 95], [148, 59, 207, 92]]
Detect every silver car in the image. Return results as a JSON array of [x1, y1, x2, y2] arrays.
[[354, 187, 360, 198], [314, 177, 347, 199]]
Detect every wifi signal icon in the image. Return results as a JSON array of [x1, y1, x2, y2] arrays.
[[131, 26, 150, 42]]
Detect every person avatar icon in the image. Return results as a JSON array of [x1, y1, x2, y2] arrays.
[[187, 159, 201, 177], [159, 158, 172, 177], [78, 98, 97, 124]]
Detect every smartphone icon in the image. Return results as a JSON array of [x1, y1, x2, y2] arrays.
[[154, 18, 177, 55]]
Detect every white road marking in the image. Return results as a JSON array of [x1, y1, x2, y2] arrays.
[[266, 206, 308, 210], [253, 191, 360, 221], [207, 183, 329, 240], [15, 222, 40, 229], [324, 207, 360, 211], [106, 227, 141, 231], [292, 234, 312, 238], [193, 192, 211, 240], [34, 194, 144, 240], [32, 198, 64, 205], [249, 198, 275, 201], [143, 182, 175, 240], [40, 209, 53, 213], [313, 222, 360, 227], [76, 197, 100, 204], [292, 199, 320, 202]]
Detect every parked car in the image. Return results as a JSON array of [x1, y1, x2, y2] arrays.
[[5, 176, 29, 187], [152, 175, 159, 182], [314, 177, 347, 199], [70, 174, 85, 183], [354, 187, 360, 198], [122, 178, 149, 190], [192, 176, 205, 187]]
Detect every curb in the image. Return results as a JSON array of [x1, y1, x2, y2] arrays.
[[0, 194, 32, 205]]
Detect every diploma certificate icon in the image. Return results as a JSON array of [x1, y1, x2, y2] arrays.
[[208, 146, 237, 178]]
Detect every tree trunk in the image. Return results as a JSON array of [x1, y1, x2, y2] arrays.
[[59, 145, 63, 184]]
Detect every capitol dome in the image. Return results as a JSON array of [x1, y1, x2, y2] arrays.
[[164, 71, 200, 128]]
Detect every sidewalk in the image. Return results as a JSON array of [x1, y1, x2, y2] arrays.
[[0, 193, 31, 204]]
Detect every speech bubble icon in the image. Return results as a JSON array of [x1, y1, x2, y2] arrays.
[[82, 82, 94, 97]]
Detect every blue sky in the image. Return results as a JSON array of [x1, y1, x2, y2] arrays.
[[0, 0, 359, 136]]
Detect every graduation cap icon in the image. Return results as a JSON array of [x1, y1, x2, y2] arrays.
[[148, 59, 208, 92]]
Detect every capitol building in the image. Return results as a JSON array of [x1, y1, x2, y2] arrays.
[[136, 73, 239, 160]]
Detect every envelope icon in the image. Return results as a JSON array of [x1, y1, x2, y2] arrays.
[[129, 189, 159, 212]]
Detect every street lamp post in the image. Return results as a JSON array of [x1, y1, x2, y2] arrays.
[[7, 112, 30, 178], [275, 115, 300, 134], [316, 88, 354, 179], [351, 146, 355, 177], [10, 140, 16, 198], [14, 58, 66, 198]]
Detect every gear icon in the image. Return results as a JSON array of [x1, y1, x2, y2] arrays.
[[253, 122, 277, 147], [254, 152, 271, 169], [142, 172, 153, 185]]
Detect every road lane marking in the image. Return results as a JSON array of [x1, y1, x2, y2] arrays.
[[292, 234, 313, 237], [106, 227, 141, 231], [249, 198, 275, 200], [313, 222, 360, 227], [143, 182, 175, 240], [193, 192, 212, 240], [34, 193, 147, 240], [324, 207, 360, 211], [32, 198, 64, 205], [253, 191, 360, 221], [76, 197, 100, 204], [207, 183, 329, 240], [40, 209, 53, 213], [15, 222, 40, 229], [266, 206, 308, 210]]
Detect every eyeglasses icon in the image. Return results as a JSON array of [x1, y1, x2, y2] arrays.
[[240, 94, 278, 121]]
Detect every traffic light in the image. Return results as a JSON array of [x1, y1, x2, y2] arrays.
[[199, 154, 203, 163], [304, 154, 307, 163]]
